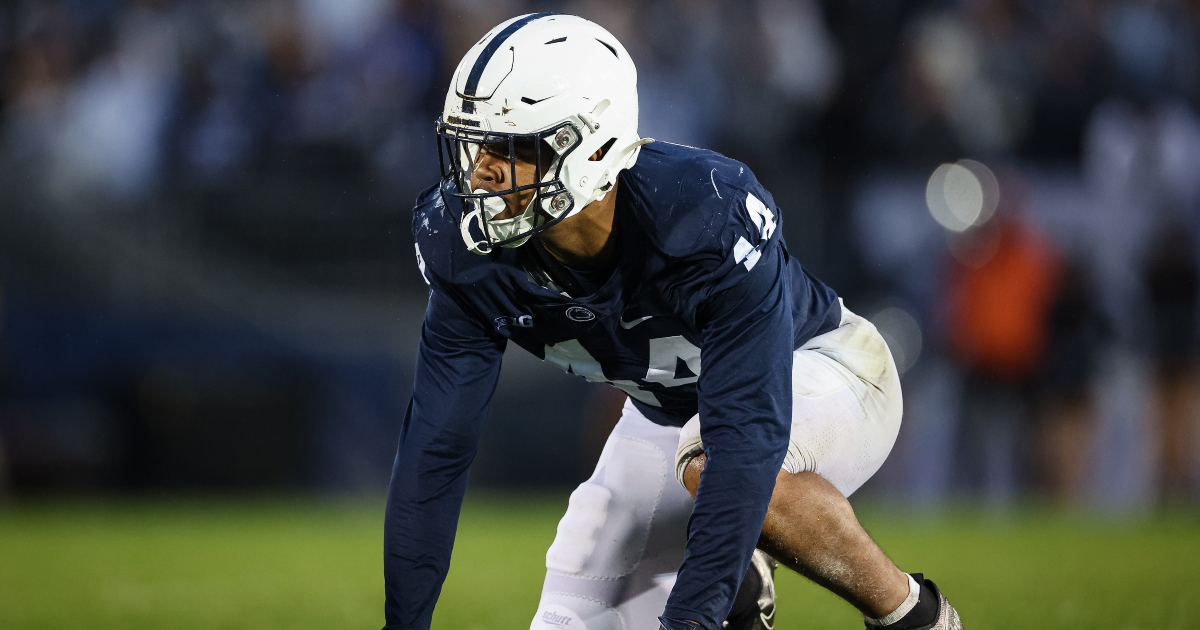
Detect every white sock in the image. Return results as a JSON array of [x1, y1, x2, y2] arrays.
[[864, 574, 921, 627]]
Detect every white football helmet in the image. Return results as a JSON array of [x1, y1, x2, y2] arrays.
[[436, 13, 651, 255]]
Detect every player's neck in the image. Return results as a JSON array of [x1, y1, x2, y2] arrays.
[[536, 183, 619, 271]]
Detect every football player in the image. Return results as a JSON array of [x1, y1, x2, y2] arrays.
[[385, 13, 962, 630]]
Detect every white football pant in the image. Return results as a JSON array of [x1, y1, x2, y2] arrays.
[[530, 304, 903, 630]]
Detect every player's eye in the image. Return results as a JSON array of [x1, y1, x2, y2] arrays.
[[510, 139, 540, 164], [479, 139, 538, 163], [480, 142, 510, 159], [464, 137, 555, 178]]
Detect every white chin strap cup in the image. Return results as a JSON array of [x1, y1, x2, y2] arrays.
[[461, 191, 536, 255]]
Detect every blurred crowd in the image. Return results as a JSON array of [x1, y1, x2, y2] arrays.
[[0, 0, 443, 201], [1, 0, 1199, 507]]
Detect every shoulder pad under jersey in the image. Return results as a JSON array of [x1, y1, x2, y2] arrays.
[[620, 141, 782, 270], [411, 181, 493, 287]]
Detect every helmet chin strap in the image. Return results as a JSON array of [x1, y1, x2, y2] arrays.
[[459, 205, 490, 255], [613, 137, 655, 167]]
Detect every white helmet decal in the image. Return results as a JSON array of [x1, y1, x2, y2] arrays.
[[436, 13, 652, 255]]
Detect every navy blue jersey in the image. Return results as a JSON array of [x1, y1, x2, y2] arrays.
[[385, 142, 841, 630]]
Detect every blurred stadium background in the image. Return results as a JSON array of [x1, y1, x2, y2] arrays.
[[1, 0, 1199, 628]]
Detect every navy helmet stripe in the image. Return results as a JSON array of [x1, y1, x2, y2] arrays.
[[461, 12, 555, 113]]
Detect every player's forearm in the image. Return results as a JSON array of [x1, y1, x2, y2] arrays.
[[382, 296, 503, 629], [667, 242, 794, 628], [382, 480, 465, 629], [381, 386, 497, 628], [382, 401, 479, 629], [660, 434, 786, 629]]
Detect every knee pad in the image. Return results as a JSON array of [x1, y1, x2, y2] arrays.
[[545, 483, 611, 575], [545, 435, 667, 579]]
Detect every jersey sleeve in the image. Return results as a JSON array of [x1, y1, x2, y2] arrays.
[[661, 193, 793, 629], [383, 284, 506, 630]]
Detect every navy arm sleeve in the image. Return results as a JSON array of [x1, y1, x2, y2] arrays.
[[383, 285, 506, 630], [660, 219, 793, 629]]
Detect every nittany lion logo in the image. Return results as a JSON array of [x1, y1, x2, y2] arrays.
[[565, 306, 595, 322]]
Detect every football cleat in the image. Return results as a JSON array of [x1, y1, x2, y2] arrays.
[[918, 577, 962, 630], [723, 550, 776, 630], [866, 575, 962, 630]]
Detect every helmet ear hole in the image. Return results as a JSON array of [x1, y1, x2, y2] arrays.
[[590, 137, 617, 161]]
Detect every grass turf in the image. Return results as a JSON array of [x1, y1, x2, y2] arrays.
[[1, 494, 1198, 629]]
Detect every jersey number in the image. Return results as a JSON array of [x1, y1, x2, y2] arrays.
[[543, 336, 702, 407]]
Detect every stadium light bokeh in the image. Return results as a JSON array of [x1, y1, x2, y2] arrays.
[[924, 159, 999, 233]]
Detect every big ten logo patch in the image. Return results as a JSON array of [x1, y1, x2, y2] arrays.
[[494, 314, 534, 331]]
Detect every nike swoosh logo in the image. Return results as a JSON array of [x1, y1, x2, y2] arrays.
[[619, 315, 653, 329]]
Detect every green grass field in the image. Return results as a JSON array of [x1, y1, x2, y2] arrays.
[[1, 494, 1198, 629]]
